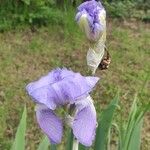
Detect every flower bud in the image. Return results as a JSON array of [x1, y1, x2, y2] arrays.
[[76, 0, 106, 42]]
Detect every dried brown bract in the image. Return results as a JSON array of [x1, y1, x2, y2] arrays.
[[98, 48, 111, 70]]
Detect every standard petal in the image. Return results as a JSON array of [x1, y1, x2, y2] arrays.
[[26, 68, 76, 108], [61, 74, 99, 102], [60, 67, 75, 79], [85, 76, 99, 89], [36, 105, 63, 144], [26, 68, 99, 108], [26, 68, 71, 95], [26, 72, 55, 94], [72, 96, 97, 146]]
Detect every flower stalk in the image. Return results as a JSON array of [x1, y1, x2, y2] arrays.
[[26, 1, 104, 149], [73, 139, 79, 150]]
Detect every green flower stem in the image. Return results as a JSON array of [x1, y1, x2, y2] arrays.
[[72, 138, 79, 150]]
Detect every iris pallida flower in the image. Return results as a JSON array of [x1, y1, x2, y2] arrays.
[[75, 0, 106, 41], [26, 68, 99, 146], [76, 0, 106, 74]]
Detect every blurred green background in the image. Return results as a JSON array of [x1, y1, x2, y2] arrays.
[[0, 0, 149, 31], [0, 0, 149, 150]]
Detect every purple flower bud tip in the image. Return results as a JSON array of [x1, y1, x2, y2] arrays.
[[75, 0, 106, 41]]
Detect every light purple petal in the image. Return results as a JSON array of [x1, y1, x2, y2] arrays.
[[26, 72, 55, 94], [61, 74, 99, 102], [85, 76, 99, 89], [77, 0, 103, 13], [51, 81, 70, 105], [60, 67, 75, 79], [72, 96, 97, 146], [27, 86, 57, 110], [26, 68, 99, 108], [26, 68, 75, 108], [36, 105, 63, 144], [90, 23, 102, 42], [26, 68, 74, 95], [93, 23, 101, 33]]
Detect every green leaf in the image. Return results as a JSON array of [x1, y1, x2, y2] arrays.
[[122, 96, 138, 149], [121, 96, 149, 150], [21, 0, 30, 5], [112, 123, 122, 150], [51, 144, 57, 150], [37, 136, 50, 150], [66, 130, 74, 150], [127, 119, 143, 150], [94, 95, 119, 150], [11, 106, 27, 150], [122, 95, 142, 150], [79, 143, 89, 150]]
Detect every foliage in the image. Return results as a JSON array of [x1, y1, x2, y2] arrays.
[[103, 0, 150, 20], [103, 0, 136, 18], [0, 0, 64, 31], [135, 0, 150, 12], [0, 0, 149, 31], [94, 94, 119, 150], [120, 97, 150, 150], [11, 106, 26, 150], [37, 136, 50, 150]]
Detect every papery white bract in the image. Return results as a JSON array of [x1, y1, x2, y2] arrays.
[[87, 30, 106, 74]]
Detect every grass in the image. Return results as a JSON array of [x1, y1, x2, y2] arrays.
[[0, 18, 149, 150]]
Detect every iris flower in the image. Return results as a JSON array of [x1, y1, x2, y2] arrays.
[[26, 68, 99, 146], [75, 0, 106, 41], [76, 0, 106, 74]]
